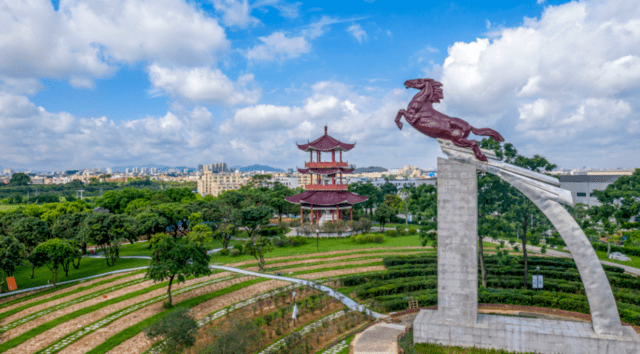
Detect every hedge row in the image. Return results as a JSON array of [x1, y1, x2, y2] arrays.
[[592, 242, 640, 258]]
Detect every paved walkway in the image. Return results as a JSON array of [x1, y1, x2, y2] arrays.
[[351, 313, 414, 354], [208, 264, 386, 319]]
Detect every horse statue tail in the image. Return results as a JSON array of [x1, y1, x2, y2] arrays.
[[470, 126, 505, 142]]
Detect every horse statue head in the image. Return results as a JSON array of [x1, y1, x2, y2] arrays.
[[404, 78, 444, 103]]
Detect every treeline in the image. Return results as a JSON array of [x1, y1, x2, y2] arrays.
[[0, 182, 303, 291]]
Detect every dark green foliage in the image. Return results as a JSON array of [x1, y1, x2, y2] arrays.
[[351, 233, 384, 244], [9, 173, 30, 186], [200, 311, 263, 354], [144, 307, 198, 354], [146, 236, 211, 306], [0, 236, 26, 292]]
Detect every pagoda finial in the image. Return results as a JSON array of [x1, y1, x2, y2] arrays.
[[324, 126, 327, 135]]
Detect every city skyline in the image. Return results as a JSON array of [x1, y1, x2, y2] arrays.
[[1, 0, 639, 171]]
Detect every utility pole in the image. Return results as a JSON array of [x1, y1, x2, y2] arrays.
[[78, 189, 85, 200]]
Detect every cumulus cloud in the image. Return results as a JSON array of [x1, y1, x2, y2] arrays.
[[147, 65, 261, 105], [347, 24, 367, 43], [210, 0, 260, 28], [437, 0, 640, 167], [245, 32, 311, 62], [0, 0, 228, 86], [0, 91, 223, 169]]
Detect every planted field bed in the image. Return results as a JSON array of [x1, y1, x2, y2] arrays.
[[0, 247, 424, 354], [338, 253, 640, 327]]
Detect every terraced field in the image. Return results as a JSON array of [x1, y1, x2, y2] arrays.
[[0, 246, 432, 354]]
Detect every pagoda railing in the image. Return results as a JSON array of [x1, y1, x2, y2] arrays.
[[304, 184, 348, 191], [305, 161, 349, 168]]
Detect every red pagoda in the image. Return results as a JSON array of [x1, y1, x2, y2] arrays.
[[285, 126, 368, 224]]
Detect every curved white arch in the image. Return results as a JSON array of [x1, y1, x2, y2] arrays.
[[438, 139, 624, 336]]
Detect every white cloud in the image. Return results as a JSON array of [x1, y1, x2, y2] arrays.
[[245, 32, 311, 62], [347, 24, 367, 44], [210, 0, 260, 28], [436, 0, 640, 167], [0, 0, 228, 86], [147, 65, 260, 105], [0, 91, 222, 169]]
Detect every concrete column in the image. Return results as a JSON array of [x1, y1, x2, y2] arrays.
[[437, 158, 478, 324]]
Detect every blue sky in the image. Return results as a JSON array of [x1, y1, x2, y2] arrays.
[[1, 0, 639, 172]]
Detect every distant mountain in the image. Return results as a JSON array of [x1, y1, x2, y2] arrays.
[[237, 164, 284, 172], [354, 166, 388, 173]]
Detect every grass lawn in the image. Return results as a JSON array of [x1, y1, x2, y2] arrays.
[[117, 238, 241, 257], [211, 235, 425, 264], [595, 250, 640, 269], [4, 257, 149, 292]]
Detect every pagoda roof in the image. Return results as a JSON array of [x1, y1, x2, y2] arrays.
[[284, 190, 369, 206], [297, 126, 355, 152], [297, 167, 355, 175]]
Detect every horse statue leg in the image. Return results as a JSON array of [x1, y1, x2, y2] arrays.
[[451, 137, 488, 162], [395, 109, 406, 129]]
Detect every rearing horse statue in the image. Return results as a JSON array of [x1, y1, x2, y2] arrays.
[[395, 78, 504, 162]]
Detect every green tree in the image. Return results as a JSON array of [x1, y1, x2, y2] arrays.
[[374, 203, 396, 230], [213, 223, 236, 251], [9, 173, 30, 186], [380, 182, 398, 196], [51, 212, 88, 268], [153, 203, 190, 238], [241, 205, 274, 239], [144, 307, 199, 354], [187, 224, 212, 246], [28, 238, 79, 285], [0, 236, 27, 293], [81, 213, 125, 266], [10, 216, 50, 278], [146, 236, 210, 307], [479, 138, 557, 290], [244, 236, 274, 271], [135, 211, 169, 246], [348, 182, 382, 216]]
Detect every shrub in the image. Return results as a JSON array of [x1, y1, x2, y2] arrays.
[[144, 307, 198, 354], [288, 235, 308, 247], [408, 228, 417, 235], [219, 248, 229, 256], [230, 249, 240, 257], [274, 239, 289, 248], [233, 243, 244, 254], [386, 230, 398, 237]]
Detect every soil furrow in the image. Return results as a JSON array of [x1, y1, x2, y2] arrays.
[[57, 276, 254, 354], [3, 273, 146, 324], [0, 273, 129, 314], [3, 272, 233, 354]]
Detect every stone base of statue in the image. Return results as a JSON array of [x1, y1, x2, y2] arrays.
[[413, 150, 640, 354], [413, 309, 640, 354]]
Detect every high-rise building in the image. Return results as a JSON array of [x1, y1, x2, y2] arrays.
[[106, 168, 113, 174], [203, 162, 230, 173]]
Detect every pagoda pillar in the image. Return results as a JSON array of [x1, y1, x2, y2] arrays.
[[317, 151, 321, 163], [332, 150, 335, 162], [310, 205, 314, 223], [300, 206, 303, 225], [350, 208, 353, 222], [310, 150, 313, 163], [340, 172, 342, 184], [340, 150, 342, 162], [332, 209, 335, 224]]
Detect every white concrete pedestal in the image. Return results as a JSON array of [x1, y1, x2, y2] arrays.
[[414, 310, 640, 354]]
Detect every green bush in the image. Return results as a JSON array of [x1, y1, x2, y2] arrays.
[[233, 244, 244, 254], [230, 249, 240, 257], [385, 230, 398, 237], [288, 236, 308, 247], [144, 307, 198, 354], [219, 248, 229, 256], [408, 228, 417, 235], [274, 239, 289, 248]]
